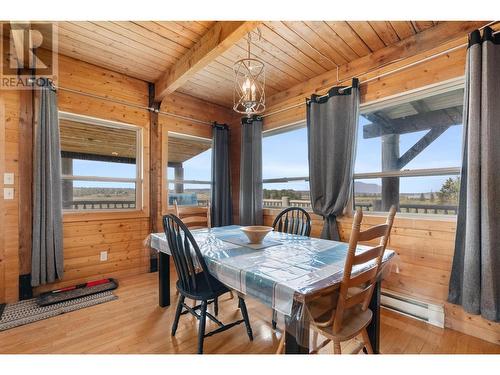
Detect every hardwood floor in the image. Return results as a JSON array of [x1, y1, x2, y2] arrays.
[[0, 271, 499, 354]]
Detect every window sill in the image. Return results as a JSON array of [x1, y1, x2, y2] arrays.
[[63, 209, 149, 223]]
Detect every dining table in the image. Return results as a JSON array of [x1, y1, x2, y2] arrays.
[[148, 225, 395, 354]]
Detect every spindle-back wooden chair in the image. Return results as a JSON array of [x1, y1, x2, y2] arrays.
[[163, 214, 253, 354], [272, 207, 312, 237]]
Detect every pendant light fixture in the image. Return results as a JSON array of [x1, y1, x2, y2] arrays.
[[233, 30, 265, 116]]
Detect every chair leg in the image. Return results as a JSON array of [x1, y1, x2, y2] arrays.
[[197, 300, 208, 354], [276, 334, 285, 354], [238, 297, 253, 341], [361, 328, 374, 354], [333, 340, 342, 354], [214, 297, 219, 316], [171, 295, 185, 336], [272, 309, 277, 330]]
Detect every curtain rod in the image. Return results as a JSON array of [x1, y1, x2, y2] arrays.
[[57, 86, 213, 126], [261, 21, 499, 119]]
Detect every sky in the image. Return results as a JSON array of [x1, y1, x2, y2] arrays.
[[261, 120, 462, 193]]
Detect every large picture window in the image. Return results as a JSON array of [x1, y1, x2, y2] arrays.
[[59, 112, 143, 211], [354, 79, 464, 215], [167, 132, 212, 207]]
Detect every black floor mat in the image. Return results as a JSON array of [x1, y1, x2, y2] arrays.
[[37, 279, 119, 306]]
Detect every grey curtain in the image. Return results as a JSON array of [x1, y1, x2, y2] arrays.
[[239, 116, 263, 226], [211, 123, 232, 227], [31, 83, 64, 286], [307, 79, 360, 240], [448, 27, 500, 322]]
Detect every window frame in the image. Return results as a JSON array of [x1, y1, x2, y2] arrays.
[[261, 77, 465, 219], [166, 131, 213, 208], [59, 111, 144, 213]]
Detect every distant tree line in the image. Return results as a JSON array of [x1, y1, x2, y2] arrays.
[[263, 189, 302, 200]]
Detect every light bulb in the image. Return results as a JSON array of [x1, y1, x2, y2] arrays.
[[242, 77, 251, 101]]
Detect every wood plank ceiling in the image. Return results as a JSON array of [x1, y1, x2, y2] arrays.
[[56, 21, 438, 107]]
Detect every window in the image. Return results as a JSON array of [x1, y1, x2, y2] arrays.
[[354, 80, 464, 215], [262, 124, 310, 209], [167, 132, 212, 207], [261, 79, 465, 216], [59, 112, 143, 211]]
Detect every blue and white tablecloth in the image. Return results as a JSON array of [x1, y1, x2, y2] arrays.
[[149, 225, 395, 317]]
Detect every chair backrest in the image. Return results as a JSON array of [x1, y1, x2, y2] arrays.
[[272, 207, 312, 237], [174, 200, 211, 230], [332, 206, 396, 333], [162, 214, 215, 294]]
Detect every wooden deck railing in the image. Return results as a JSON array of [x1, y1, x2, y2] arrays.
[[66, 198, 456, 214], [66, 200, 136, 210], [262, 198, 457, 215]]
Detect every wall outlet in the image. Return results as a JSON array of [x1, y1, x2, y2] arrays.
[[4, 173, 14, 185], [3, 188, 14, 200], [100, 251, 108, 261]]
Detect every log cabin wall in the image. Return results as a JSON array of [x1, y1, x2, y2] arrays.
[[0, 90, 21, 303], [258, 33, 500, 345], [0, 53, 238, 300]]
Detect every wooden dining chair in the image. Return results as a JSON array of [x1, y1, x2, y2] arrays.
[[272, 207, 312, 237], [271, 207, 312, 329], [276, 206, 396, 354], [163, 214, 253, 354], [173, 200, 234, 301], [174, 200, 211, 230]]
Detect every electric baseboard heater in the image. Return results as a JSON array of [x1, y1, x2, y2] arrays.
[[381, 289, 444, 328]]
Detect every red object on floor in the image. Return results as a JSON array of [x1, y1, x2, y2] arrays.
[[51, 279, 111, 294]]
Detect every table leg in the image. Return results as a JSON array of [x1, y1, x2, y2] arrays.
[[284, 330, 309, 354], [366, 279, 381, 354], [284, 301, 309, 354], [159, 252, 170, 307]]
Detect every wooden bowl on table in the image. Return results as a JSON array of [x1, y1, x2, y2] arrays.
[[240, 226, 274, 244]]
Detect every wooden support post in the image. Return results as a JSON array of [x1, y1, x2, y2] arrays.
[[149, 82, 162, 233], [174, 165, 184, 194], [381, 134, 400, 211], [18, 79, 34, 300], [61, 157, 73, 209], [148, 83, 162, 272]]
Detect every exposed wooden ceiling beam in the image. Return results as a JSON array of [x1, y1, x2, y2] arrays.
[[154, 21, 261, 101]]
